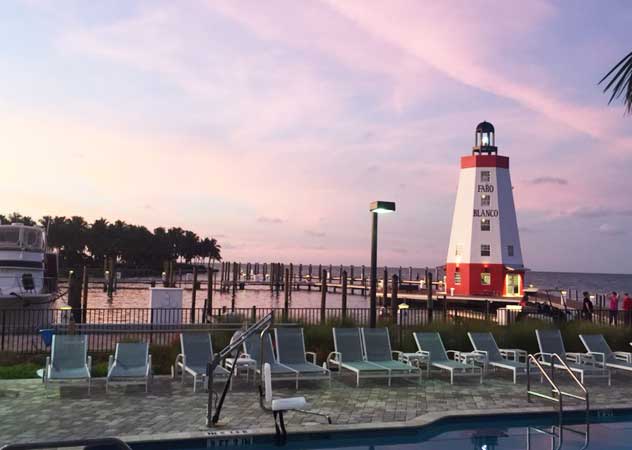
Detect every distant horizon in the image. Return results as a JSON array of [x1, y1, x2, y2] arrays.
[[2, 1, 631, 273]]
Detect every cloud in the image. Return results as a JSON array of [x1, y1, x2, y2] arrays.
[[305, 230, 326, 238], [257, 216, 284, 224], [530, 176, 568, 186], [567, 207, 632, 219], [598, 223, 625, 236]]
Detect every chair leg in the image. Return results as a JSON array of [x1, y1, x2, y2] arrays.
[[193, 374, 197, 393], [450, 371, 454, 385]]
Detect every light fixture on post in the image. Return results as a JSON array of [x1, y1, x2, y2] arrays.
[[369, 200, 396, 328]]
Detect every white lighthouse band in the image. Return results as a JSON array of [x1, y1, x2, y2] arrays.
[[446, 121, 525, 298]]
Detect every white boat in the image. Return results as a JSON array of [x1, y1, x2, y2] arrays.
[[0, 223, 58, 310]]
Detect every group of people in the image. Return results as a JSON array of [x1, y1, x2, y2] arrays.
[[582, 291, 632, 325]]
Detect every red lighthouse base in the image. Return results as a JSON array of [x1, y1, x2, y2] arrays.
[[445, 263, 523, 297]]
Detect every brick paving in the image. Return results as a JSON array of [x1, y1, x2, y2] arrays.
[[1, 370, 631, 445]]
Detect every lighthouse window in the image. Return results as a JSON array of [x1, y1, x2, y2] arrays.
[[481, 219, 490, 231], [480, 171, 491, 183], [454, 268, 461, 285], [481, 194, 490, 206], [508, 245, 514, 257], [481, 244, 491, 256], [481, 269, 491, 286], [455, 244, 463, 256]]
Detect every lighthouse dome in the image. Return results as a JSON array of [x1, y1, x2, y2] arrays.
[[476, 121, 495, 133]]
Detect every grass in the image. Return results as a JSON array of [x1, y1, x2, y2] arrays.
[[2, 319, 632, 379]]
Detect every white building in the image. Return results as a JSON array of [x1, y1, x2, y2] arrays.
[[445, 122, 525, 297]]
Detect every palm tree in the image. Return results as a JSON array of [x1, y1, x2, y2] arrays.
[[600, 51, 632, 114]]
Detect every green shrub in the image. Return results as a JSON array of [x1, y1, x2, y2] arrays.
[[0, 363, 40, 379]]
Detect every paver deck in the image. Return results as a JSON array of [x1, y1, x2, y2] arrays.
[[1, 371, 631, 445]]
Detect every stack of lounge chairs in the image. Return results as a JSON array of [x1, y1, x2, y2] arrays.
[[327, 328, 420, 386]]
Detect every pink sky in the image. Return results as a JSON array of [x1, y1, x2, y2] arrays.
[[1, 1, 631, 273]]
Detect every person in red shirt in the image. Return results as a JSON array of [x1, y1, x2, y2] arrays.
[[609, 291, 619, 326], [623, 293, 632, 326]]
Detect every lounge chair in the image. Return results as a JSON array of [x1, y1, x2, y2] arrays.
[[173, 333, 230, 392], [274, 327, 331, 387], [413, 332, 482, 384], [44, 334, 91, 392], [327, 328, 390, 387], [243, 331, 299, 388], [468, 332, 536, 383], [536, 329, 610, 385], [580, 334, 632, 373], [106, 342, 152, 392], [361, 328, 421, 385]]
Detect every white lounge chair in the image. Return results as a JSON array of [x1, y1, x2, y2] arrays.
[[327, 328, 390, 387], [468, 332, 536, 383], [44, 334, 92, 392], [536, 329, 610, 385], [413, 332, 482, 384], [173, 333, 230, 392], [580, 334, 632, 374], [274, 327, 331, 387], [361, 328, 421, 385], [106, 342, 152, 392]]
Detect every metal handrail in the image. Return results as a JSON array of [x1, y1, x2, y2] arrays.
[[527, 353, 590, 418], [1, 437, 132, 450], [527, 354, 562, 416]]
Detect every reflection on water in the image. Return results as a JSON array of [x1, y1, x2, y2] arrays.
[[56, 285, 370, 310]]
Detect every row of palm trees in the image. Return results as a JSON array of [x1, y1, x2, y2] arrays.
[[0, 212, 221, 271]]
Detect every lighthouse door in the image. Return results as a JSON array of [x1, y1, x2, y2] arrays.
[[505, 274, 521, 296]]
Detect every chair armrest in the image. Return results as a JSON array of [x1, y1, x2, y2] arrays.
[[613, 351, 632, 363], [471, 350, 489, 364], [238, 353, 252, 359], [327, 351, 342, 368], [305, 352, 317, 364], [391, 350, 403, 360], [566, 352, 583, 363], [446, 350, 460, 360], [417, 350, 431, 358], [500, 348, 527, 362], [586, 351, 605, 363]]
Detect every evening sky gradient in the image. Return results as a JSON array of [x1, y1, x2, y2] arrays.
[[1, 1, 631, 273]]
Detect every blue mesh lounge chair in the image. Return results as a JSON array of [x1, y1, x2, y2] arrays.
[[243, 331, 299, 389], [44, 334, 92, 392], [413, 332, 482, 384], [274, 327, 331, 387], [327, 328, 390, 387], [536, 329, 610, 385], [468, 332, 537, 384], [106, 342, 152, 392], [360, 328, 421, 385], [173, 333, 230, 392], [580, 334, 632, 374]]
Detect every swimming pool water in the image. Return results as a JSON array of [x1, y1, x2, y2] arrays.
[[130, 410, 632, 450]]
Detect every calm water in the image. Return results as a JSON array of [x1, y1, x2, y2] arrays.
[[130, 412, 631, 450], [57, 270, 632, 309]]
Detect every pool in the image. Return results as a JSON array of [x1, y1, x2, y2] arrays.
[[130, 410, 632, 450]]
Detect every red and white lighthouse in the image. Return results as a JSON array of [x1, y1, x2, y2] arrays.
[[446, 122, 524, 297]]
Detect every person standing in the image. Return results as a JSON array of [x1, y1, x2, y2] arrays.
[[624, 293, 632, 326], [609, 291, 620, 325], [582, 291, 593, 321]]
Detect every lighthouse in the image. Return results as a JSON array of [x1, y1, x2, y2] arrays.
[[445, 122, 524, 297]]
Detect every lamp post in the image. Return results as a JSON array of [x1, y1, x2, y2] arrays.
[[369, 200, 396, 328]]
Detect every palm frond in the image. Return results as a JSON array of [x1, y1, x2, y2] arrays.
[[599, 51, 632, 114]]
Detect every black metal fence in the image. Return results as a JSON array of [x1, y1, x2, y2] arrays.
[[0, 305, 629, 354]]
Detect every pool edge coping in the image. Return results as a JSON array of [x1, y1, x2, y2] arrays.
[[120, 401, 632, 444]]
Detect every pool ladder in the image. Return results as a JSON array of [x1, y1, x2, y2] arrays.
[[526, 353, 589, 418]]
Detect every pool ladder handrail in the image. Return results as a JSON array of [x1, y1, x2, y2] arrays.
[[527, 353, 589, 419], [1, 437, 132, 450]]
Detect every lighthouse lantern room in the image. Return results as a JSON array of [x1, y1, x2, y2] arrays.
[[445, 122, 525, 298]]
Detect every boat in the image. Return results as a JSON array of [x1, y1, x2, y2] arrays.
[[0, 223, 59, 315]]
